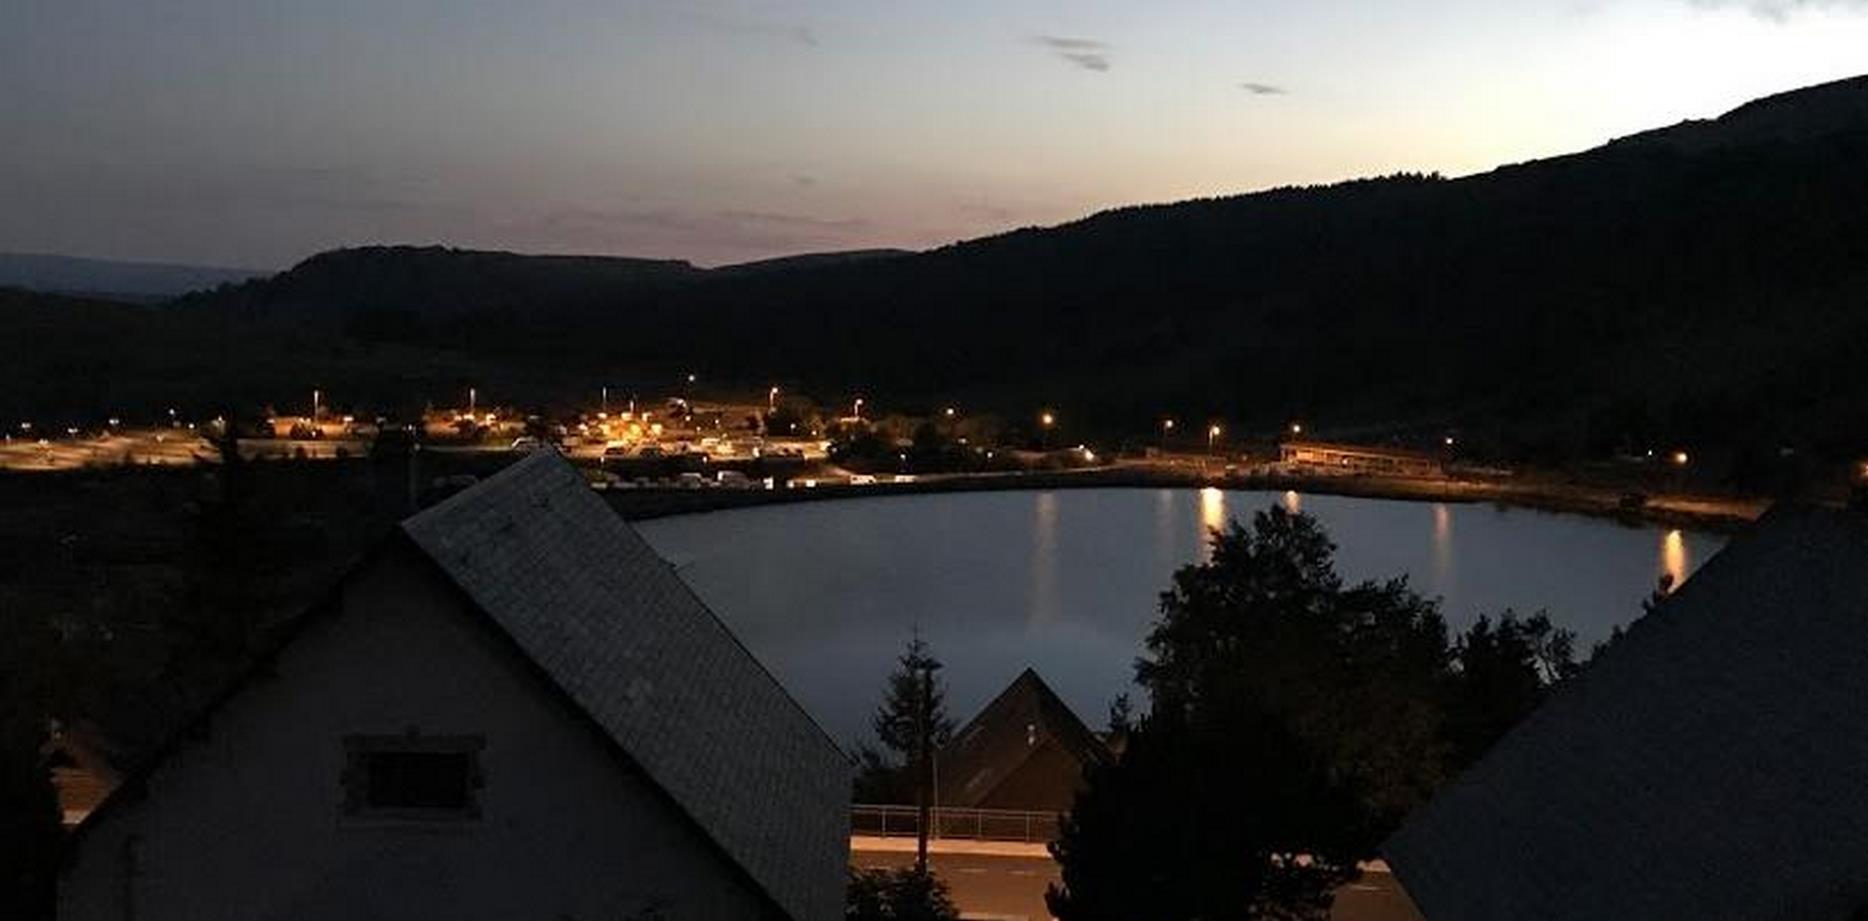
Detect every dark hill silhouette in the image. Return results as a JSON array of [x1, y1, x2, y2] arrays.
[[0, 252, 267, 301], [13, 75, 1868, 464]]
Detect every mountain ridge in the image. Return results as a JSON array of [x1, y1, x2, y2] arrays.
[[10, 73, 1868, 468]]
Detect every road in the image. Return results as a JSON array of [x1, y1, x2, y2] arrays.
[[0, 431, 213, 471], [850, 838, 1424, 921]]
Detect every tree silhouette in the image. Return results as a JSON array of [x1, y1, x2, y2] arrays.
[[1050, 507, 1452, 920], [0, 615, 66, 920], [846, 867, 959, 921]]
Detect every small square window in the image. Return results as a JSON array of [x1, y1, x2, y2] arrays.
[[343, 733, 484, 821]]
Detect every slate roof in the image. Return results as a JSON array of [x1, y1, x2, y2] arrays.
[[936, 668, 1110, 810], [1384, 505, 1868, 921], [403, 451, 848, 921]]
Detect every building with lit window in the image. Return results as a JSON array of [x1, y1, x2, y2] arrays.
[[1280, 440, 1443, 478]]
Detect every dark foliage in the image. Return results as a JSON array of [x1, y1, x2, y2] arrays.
[[846, 867, 960, 921], [853, 634, 954, 803], [0, 613, 67, 920], [1050, 507, 1576, 920], [1444, 610, 1578, 766]]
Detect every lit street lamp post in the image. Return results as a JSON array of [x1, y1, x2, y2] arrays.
[[1162, 418, 1175, 452], [1208, 423, 1222, 455], [1040, 411, 1056, 450]]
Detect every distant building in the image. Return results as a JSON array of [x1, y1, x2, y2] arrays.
[[1280, 440, 1442, 478], [1385, 506, 1868, 921], [937, 669, 1111, 813], [60, 451, 849, 921]]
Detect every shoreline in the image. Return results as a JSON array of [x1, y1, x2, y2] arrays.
[[602, 463, 1769, 534]]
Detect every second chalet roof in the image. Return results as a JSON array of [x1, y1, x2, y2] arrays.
[[1384, 505, 1868, 921], [402, 451, 848, 921], [938, 668, 1110, 807]]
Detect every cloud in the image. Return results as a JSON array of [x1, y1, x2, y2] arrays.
[[715, 210, 869, 232], [1689, 0, 1868, 21], [672, 8, 818, 46], [1239, 82, 1288, 96], [1033, 35, 1112, 72]]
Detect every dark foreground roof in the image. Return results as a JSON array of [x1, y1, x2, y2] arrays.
[[937, 668, 1110, 809], [403, 451, 849, 921], [1385, 505, 1868, 921]]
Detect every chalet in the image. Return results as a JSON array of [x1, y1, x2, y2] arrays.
[[60, 450, 849, 921], [936, 668, 1111, 813], [1280, 440, 1443, 478], [1385, 506, 1868, 921]]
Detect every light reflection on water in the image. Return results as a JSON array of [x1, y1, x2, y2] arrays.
[[1199, 487, 1227, 559], [1662, 528, 1690, 590], [637, 489, 1726, 743]]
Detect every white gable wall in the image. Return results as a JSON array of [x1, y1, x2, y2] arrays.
[[60, 542, 776, 921]]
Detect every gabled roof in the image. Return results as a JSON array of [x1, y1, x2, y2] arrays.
[[937, 668, 1110, 809], [402, 451, 849, 921], [1385, 505, 1868, 921]]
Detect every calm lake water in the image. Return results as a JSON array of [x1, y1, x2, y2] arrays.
[[636, 488, 1727, 746]]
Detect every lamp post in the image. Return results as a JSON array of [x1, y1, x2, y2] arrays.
[[914, 655, 941, 874], [853, 397, 865, 421], [1040, 411, 1056, 450], [1208, 423, 1222, 455], [768, 386, 779, 413], [1162, 418, 1175, 452]]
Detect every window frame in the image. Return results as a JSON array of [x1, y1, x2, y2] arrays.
[[341, 732, 486, 823]]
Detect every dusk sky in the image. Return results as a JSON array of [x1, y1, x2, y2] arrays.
[[5, 0, 1867, 269]]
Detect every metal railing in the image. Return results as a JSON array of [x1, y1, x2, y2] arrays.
[[850, 803, 1060, 844]]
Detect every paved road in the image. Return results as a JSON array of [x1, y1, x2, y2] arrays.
[[851, 842, 1423, 921]]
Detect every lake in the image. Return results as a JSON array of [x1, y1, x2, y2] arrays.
[[636, 488, 1727, 746]]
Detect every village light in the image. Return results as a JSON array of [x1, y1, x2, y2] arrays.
[[1672, 450, 1690, 467], [944, 407, 956, 418], [1290, 422, 1303, 435], [1163, 418, 1175, 432], [1041, 412, 1055, 428]]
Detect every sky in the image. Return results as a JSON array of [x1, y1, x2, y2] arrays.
[[3, 0, 1868, 269]]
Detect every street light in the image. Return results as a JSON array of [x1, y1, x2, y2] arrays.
[[768, 386, 780, 412], [1289, 422, 1303, 436], [944, 406, 956, 419], [1671, 450, 1690, 467], [853, 397, 865, 420], [1208, 423, 1222, 454]]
